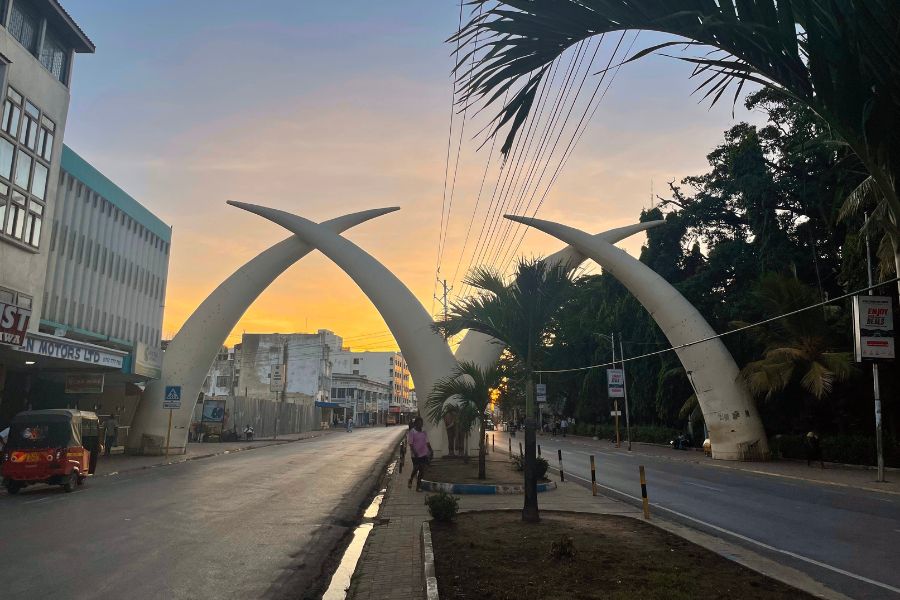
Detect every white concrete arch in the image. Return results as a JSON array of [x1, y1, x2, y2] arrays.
[[504, 214, 768, 460], [453, 220, 664, 369], [227, 201, 461, 454], [127, 207, 399, 453]]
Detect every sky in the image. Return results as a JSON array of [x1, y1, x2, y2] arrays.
[[61, 1, 760, 352]]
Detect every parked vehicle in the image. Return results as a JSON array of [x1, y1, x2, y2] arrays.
[[2, 409, 100, 495], [670, 434, 691, 450]]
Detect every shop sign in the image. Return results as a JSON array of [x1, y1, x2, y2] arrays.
[[0, 301, 31, 347], [65, 373, 105, 394], [133, 341, 163, 379], [18, 333, 125, 369], [852, 295, 895, 361]]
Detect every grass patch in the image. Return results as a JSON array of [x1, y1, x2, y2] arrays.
[[424, 456, 525, 485], [431, 511, 813, 600]]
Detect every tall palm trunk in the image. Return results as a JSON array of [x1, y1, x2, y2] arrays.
[[478, 418, 487, 479], [522, 338, 539, 522]]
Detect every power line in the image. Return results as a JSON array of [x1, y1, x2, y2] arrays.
[[535, 276, 900, 374]]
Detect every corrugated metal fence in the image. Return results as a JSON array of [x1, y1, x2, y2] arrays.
[[193, 397, 320, 438]]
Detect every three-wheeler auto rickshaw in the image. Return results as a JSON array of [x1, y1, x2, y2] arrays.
[[1, 409, 100, 494]]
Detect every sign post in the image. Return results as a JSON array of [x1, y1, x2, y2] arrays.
[[612, 401, 621, 447], [164, 386, 182, 459], [619, 335, 633, 451]]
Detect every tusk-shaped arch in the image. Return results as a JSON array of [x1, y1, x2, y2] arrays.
[[128, 207, 400, 453], [504, 213, 768, 461]]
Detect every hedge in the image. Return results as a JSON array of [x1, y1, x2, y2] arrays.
[[769, 434, 900, 468]]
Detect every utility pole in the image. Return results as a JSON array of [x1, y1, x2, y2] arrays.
[[619, 334, 632, 451], [864, 213, 885, 483], [435, 278, 452, 335]]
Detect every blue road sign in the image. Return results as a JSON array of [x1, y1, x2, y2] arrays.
[[164, 385, 182, 409]]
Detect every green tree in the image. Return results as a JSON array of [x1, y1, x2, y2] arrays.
[[426, 361, 502, 480], [454, 1, 900, 290], [434, 258, 575, 522], [738, 274, 853, 419]]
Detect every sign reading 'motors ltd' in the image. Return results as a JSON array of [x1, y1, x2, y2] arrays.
[[0, 302, 31, 347]]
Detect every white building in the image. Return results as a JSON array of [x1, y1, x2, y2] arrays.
[[329, 348, 414, 422], [330, 372, 390, 426]]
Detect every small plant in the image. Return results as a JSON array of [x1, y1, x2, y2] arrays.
[[511, 454, 549, 479], [425, 491, 459, 522], [548, 535, 576, 561]]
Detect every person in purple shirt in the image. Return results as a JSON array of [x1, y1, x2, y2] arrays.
[[407, 417, 432, 491]]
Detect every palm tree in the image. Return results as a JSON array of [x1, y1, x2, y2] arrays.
[[738, 274, 852, 403], [427, 361, 502, 480], [453, 1, 900, 289], [433, 257, 575, 522]]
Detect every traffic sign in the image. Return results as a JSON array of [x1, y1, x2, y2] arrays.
[[536, 383, 547, 403], [164, 385, 182, 409], [610, 410, 622, 417]]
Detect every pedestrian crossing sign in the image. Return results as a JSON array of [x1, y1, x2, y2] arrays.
[[164, 386, 182, 409]]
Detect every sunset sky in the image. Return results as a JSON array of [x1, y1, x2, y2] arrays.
[[62, 1, 759, 351]]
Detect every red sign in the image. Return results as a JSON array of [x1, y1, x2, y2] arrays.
[[0, 302, 31, 347]]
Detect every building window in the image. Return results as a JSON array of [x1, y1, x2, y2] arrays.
[[216, 376, 229, 387], [39, 28, 68, 83], [4, 191, 25, 239], [8, 1, 39, 53]]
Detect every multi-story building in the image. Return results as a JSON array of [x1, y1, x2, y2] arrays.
[[201, 346, 235, 398], [330, 348, 414, 423], [0, 0, 95, 426], [330, 372, 390, 426]]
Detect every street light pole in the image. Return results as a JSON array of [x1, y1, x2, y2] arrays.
[[864, 213, 885, 483], [619, 333, 632, 451]]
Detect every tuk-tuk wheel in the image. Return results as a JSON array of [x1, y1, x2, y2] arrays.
[[63, 473, 77, 493], [6, 481, 21, 495], [77, 474, 86, 486]]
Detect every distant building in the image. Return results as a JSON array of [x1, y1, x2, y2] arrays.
[[330, 347, 414, 423], [330, 372, 390, 426]]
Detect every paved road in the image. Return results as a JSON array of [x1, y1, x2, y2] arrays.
[[1, 427, 403, 600], [493, 431, 900, 600]]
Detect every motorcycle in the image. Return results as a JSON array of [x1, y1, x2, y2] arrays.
[[670, 434, 691, 450]]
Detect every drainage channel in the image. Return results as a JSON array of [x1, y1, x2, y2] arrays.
[[321, 461, 394, 599]]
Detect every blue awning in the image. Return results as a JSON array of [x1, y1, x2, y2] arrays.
[[315, 401, 347, 409]]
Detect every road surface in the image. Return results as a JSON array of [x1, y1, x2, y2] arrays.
[[1, 427, 403, 599], [493, 430, 900, 600]]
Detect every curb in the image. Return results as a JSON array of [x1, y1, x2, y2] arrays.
[[422, 522, 439, 600], [418, 479, 557, 495]]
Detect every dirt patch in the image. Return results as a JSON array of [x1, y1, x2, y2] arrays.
[[424, 456, 524, 485], [430, 511, 814, 600]]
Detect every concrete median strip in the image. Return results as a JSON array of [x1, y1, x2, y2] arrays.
[[418, 479, 557, 494]]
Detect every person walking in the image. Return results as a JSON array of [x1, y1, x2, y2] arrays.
[[560, 417, 568, 437], [346, 417, 354, 433], [806, 431, 824, 468], [407, 417, 432, 491], [104, 415, 118, 456]]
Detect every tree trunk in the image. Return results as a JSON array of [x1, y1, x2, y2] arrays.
[[522, 371, 539, 523], [478, 419, 487, 480]]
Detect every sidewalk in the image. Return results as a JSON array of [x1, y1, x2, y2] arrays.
[[95, 429, 334, 477], [552, 434, 900, 495], [348, 445, 851, 600]]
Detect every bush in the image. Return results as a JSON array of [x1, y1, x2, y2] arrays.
[[769, 433, 899, 467], [511, 454, 550, 479], [572, 423, 681, 445], [425, 491, 459, 522], [548, 535, 576, 561]]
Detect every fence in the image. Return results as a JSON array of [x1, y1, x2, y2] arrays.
[[193, 396, 320, 439]]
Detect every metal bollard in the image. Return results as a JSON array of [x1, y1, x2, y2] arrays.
[[492, 435, 495, 452], [639, 465, 650, 519], [590, 455, 597, 496], [519, 442, 523, 457], [509, 437, 512, 455], [558, 449, 565, 483], [538, 444, 541, 457]]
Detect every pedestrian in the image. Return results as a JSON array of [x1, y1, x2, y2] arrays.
[[407, 417, 433, 491], [346, 417, 354, 433], [806, 431, 823, 468], [561, 417, 568, 437], [104, 415, 118, 455]]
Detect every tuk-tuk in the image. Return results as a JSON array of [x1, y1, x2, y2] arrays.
[[1, 409, 100, 494]]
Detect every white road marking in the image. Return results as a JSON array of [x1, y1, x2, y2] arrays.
[[24, 497, 50, 505], [683, 481, 722, 492], [559, 471, 900, 595]]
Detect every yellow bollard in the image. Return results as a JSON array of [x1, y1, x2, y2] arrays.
[[639, 465, 650, 519], [590, 455, 597, 496]]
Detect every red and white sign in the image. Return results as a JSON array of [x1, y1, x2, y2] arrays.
[[0, 302, 31, 347], [852, 295, 895, 361]]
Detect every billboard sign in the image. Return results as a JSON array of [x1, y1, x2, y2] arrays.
[[607, 369, 625, 398], [536, 383, 546, 403], [0, 302, 31, 347], [133, 342, 163, 379], [852, 296, 895, 361], [201, 399, 226, 422]]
